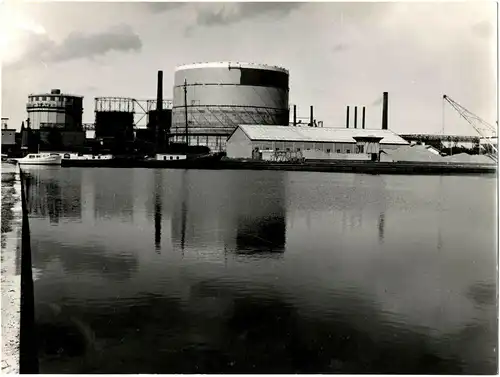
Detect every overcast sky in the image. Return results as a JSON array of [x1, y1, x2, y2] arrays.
[[1, 1, 497, 135]]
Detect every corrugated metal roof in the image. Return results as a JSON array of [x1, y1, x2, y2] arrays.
[[237, 125, 409, 145]]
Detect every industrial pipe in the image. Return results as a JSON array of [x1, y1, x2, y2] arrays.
[[382, 92, 388, 130], [346, 106, 350, 128], [362, 107, 366, 129], [293, 105, 297, 127], [310, 106, 314, 127], [354, 107, 358, 129]]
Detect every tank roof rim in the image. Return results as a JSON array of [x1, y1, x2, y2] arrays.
[[28, 92, 84, 98], [175, 61, 289, 73]]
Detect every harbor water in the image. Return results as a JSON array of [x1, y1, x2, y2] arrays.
[[24, 167, 497, 374]]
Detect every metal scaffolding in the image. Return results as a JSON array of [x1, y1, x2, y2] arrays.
[[84, 97, 173, 130]]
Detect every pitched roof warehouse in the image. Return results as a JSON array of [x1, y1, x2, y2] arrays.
[[232, 125, 409, 145]]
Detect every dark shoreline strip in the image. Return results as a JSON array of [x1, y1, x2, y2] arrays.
[[19, 169, 39, 374], [60, 160, 497, 176]]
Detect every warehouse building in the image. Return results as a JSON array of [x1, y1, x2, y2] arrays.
[[226, 125, 409, 161]]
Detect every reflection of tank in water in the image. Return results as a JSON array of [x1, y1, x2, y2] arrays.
[[23, 167, 82, 222], [169, 170, 286, 254]]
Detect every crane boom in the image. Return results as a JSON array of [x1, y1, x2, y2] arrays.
[[442, 95, 497, 158]]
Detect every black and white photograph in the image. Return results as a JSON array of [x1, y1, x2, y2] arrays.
[[0, 1, 498, 374]]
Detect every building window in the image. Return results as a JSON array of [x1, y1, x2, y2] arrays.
[[176, 156, 179, 160], [326, 149, 331, 153], [170, 156, 173, 160], [42, 96, 47, 101], [286, 148, 290, 151], [337, 149, 341, 153], [357, 145, 364, 153], [276, 148, 279, 151], [296, 148, 301, 152], [346, 150, 350, 154], [265, 147, 270, 150], [50, 96, 55, 101], [164, 156, 167, 160]]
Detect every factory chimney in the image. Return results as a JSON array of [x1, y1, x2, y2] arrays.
[[362, 107, 366, 129], [354, 107, 358, 129], [293, 105, 297, 127], [156, 70, 163, 150], [346, 106, 350, 128], [310, 106, 314, 127], [382, 92, 388, 130]]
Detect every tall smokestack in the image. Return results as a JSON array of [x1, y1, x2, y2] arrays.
[[293, 105, 297, 127], [310, 105, 314, 127], [346, 106, 350, 128], [156, 70, 163, 149], [354, 106, 358, 129], [382, 92, 388, 130], [362, 107, 366, 129]]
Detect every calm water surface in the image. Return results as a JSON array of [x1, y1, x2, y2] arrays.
[[24, 167, 497, 374]]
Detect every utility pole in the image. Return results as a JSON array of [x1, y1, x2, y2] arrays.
[[184, 78, 189, 146]]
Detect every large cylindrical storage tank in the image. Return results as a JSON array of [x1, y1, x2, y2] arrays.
[[26, 89, 83, 130], [171, 62, 289, 152]]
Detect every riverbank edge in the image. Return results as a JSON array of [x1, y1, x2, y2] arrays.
[[1, 165, 22, 374], [18, 167, 39, 374], [60, 159, 497, 175]]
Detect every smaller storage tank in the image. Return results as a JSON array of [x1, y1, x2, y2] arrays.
[[26, 89, 83, 130], [94, 97, 135, 141]]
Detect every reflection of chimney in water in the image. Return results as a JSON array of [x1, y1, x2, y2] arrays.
[[378, 212, 385, 244], [180, 171, 188, 254], [154, 194, 161, 253], [153, 172, 162, 253]]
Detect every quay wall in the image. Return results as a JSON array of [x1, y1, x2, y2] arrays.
[[1, 164, 22, 374], [1, 164, 39, 374], [60, 159, 497, 176]]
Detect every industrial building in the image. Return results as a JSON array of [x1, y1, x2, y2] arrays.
[[171, 62, 290, 152], [226, 125, 409, 161], [25, 89, 85, 151], [1, 118, 16, 155], [94, 97, 134, 140], [26, 89, 83, 130], [144, 70, 172, 150]]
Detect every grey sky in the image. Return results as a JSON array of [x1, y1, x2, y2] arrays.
[[1, 1, 497, 135]]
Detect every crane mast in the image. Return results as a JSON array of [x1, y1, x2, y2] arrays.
[[442, 95, 497, 159]]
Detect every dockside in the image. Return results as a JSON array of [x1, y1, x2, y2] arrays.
[[60, 158, 496, 175]]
